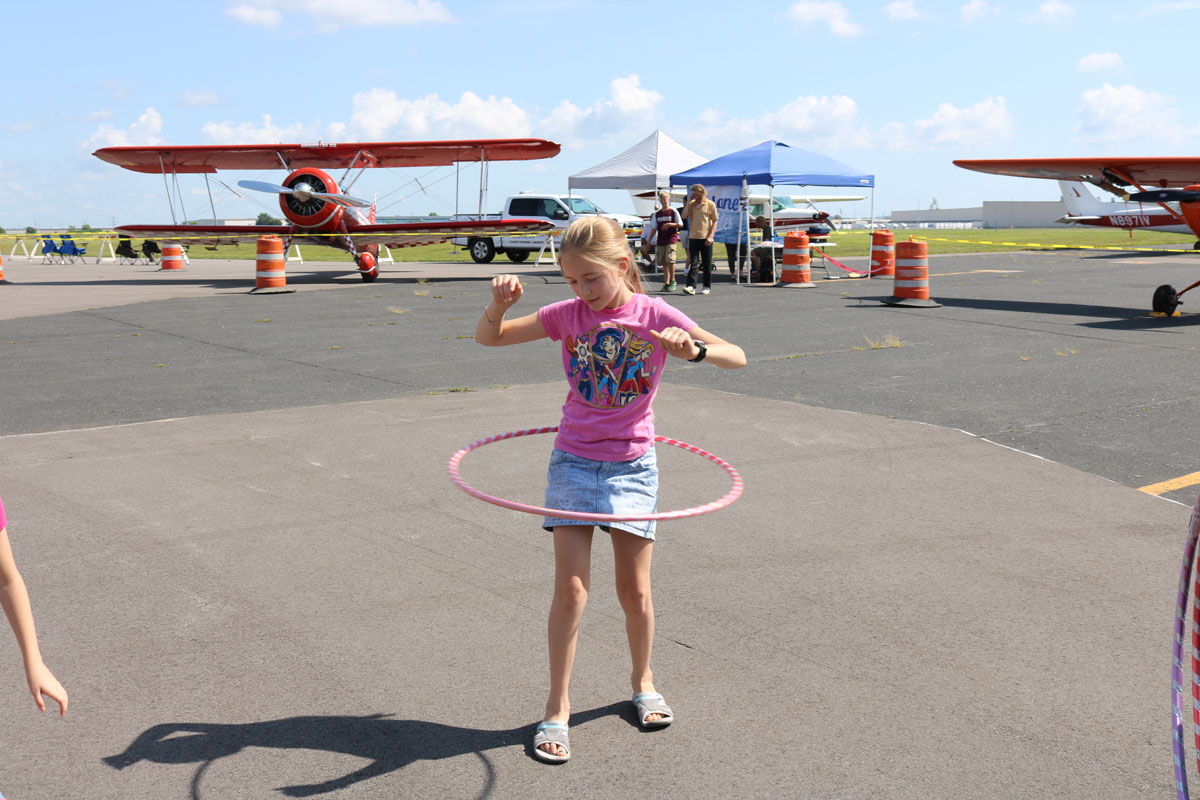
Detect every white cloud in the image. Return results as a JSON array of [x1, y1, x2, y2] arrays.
[[1077, 52, 1122, 72], [960, 0, 993, 21], [225, 0, 454, 30], [85, 110, 114, 122], [225, 4, 282, 26], [5, 120, 36, 133], [1112, 2, 1200, 20], [183, 90, 222, 107], [201, 113, 315, 144], [541, 75, 664, 144], [1076, 83, 1188, 144], [681, 94, 868, 151], [83, 107, 165, 149], [346, 89, 532, 140], [1025, 0, 1075, 26], [911, 96, 1013, 146], [886, 1, 920, 20], [786, 1, 862, 36]]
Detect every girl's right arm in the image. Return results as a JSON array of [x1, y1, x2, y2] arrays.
[[0, 528, 67, 715], [475, 274, 549, 346]]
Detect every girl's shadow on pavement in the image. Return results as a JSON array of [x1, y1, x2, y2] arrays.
[[103, 702, 633, 798]]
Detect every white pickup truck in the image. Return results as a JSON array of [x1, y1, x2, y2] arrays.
[[456, 193, 642, 263]]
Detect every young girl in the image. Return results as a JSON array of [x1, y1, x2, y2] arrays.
[[475, 216, 745, 763], [0, 496, 68, 717]]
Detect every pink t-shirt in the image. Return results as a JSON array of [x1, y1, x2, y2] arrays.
[[538, 293, 696, 461]]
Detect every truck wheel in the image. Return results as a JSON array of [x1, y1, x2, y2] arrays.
[[507, 250, 530, 263], [468, 238, 496, 264]]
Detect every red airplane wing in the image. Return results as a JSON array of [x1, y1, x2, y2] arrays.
[[114, 218, 555, 249], [95, 139, 561, 174], [954, 157, 1200, 187]]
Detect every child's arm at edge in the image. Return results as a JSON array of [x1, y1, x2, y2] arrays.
[[476, 274, 549, 346], [651, 325, 746, 369], [0, 528, 68, 715]]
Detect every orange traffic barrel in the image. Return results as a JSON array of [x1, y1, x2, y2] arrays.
[[250, 236, 295, 295], [0, 253, 9, 284], [870, 229, 894, 278], [778, 231, 814, 288], [160, 244, 184, 271], [882, 240, 941, 308]]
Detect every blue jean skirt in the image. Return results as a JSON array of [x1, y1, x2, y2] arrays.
[[542, 447, 659, 540]]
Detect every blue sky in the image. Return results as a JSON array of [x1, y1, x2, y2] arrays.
[[4, 0, 1200, 229]]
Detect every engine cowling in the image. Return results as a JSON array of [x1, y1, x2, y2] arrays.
[[278, 168, 344, 232]]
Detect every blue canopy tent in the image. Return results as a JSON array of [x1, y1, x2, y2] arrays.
[[670, 140, 875, 282]]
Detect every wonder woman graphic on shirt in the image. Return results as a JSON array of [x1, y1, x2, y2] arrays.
[[565, 324, 656, 409]]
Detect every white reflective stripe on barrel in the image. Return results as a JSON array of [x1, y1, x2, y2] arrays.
[[783, 248, 808, 256], [256, 254, 285, 262], [893, 279, 928, 288], [894, 259, 927, 267], [871, 245, 894, 252], [255, 270, 286, 278]]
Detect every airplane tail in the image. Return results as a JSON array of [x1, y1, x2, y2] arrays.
[[1057, 181, 1107, 216]]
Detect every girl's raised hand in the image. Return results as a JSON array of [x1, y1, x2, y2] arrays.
[[650, 327, 699, 361], [491, 274, 524, 310]]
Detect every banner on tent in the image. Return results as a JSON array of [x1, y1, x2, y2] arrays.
[[711, 185, 747, 245]]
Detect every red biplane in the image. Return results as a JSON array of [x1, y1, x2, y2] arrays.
[[955, 157, 1200, 314], [93, 138, 561, 281]]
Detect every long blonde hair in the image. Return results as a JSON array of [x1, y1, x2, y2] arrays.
[[559, 216, 645, 294]]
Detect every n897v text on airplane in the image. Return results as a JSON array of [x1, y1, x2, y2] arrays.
[[93, 138, 561, 281], [955, 157, 1200, 314]]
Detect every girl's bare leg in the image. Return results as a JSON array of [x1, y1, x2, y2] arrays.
[[541, 525, 593, 757], [610, 530, 664, 721]]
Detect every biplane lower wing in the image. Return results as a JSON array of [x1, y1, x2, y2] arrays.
[[115, 218, 555, 249]]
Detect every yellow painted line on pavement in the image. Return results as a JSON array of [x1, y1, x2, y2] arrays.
[[1139, 471, 1200, 496]]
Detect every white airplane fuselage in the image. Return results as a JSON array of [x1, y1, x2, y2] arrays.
[[1056, 180, 1193, 235]]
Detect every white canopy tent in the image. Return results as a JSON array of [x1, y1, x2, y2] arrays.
[[568, 130, 707, 201]]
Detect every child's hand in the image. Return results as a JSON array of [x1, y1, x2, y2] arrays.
[[26, 660, 67, 716], [491, 275, 523, 310], [650, 327, 700, 360]]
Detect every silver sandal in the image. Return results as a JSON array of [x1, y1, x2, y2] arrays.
[[532, 721, 570, 763], [633, 692, 674, 728]]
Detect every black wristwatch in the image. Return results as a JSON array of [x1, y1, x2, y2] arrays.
[[688, 340, 707, 363]]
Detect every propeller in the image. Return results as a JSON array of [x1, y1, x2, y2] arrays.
[[236, 179, 372, 208], [1128, 188, 1200, 204]]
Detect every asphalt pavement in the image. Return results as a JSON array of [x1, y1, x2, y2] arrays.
[[0, 248, 1198, 798]]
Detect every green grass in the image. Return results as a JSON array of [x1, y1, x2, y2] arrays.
[[7, 227, 1197, 262]]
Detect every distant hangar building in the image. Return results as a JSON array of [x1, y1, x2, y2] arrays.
[[890, 199, 1066, 229]]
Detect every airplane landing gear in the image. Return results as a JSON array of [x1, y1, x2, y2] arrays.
[[358, 251, 378, 282], [1153, 284, 1180, 315]]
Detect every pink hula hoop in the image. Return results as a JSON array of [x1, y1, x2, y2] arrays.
[[448, 426, 743, 522]]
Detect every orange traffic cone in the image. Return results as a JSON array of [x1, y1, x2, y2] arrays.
[[249, 236, 295, 295], [882, 240, 941, 308], [778, 231, 814, 288], [870, 229, 894, 278]]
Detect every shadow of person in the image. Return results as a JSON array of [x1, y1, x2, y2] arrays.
[[104, 703, 628, 797]]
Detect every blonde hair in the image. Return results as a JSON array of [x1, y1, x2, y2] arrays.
[[559, 216, 644, 294], [657, 190, 670, 203], [690, 184, 708, 201]]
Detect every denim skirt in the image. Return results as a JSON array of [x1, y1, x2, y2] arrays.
[[542, 447, 659, 540]]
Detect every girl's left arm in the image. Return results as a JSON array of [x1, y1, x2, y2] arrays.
[[650, 325, 746, 369], [0, 529, 68, 715]]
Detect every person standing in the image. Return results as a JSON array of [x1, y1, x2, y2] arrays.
[[650, 191, 683, 292], [680, 185, 718, 295]]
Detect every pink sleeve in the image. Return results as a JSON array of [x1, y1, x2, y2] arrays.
[[538, 299, 573, 342], [656, 299, 697, 333]]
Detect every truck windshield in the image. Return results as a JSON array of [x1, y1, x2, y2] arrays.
[[566, 198, 603, 214]]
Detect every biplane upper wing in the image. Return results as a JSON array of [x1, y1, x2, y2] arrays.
[[94, 139, 562, 174], [114, 218, 555, 249], [953, 157, 1200, 188]]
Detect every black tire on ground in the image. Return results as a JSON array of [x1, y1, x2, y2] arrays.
[[506, 250, 530, 263], [360, 269, 378, 282], [469, 238, 496, 264], [1152, 284, 1179, 314], [1193, 240, 1200, 251]]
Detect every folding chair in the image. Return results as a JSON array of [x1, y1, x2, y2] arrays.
[[59, 235, 86, 264], [115, 236, 138, 264], [140, 240, 161, 265], [40, 236, 62, 264]]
